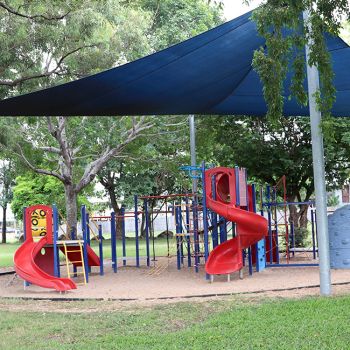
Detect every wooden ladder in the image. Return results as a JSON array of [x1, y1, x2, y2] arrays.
[[62, 241, 87, 285]]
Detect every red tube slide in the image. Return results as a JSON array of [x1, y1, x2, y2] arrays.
[[14, 235, 77, 292], [205, 167, 268, 275]]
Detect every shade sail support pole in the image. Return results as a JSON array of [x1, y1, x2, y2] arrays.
[[303, 10, 331, 296], [189, 115, 198, 193]]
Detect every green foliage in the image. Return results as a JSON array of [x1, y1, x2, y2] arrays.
[[97, 1, 223, 208], [198, 116, 350, 200], [327, 193, 340, 207], [250, 0, 349, 125], [11, 173, 90, 220], [0, 160, 15, 209], [99, 116, 192, 209], [0, 0, 153, 98], [133, 0, 223, 50]]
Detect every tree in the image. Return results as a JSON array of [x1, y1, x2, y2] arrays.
[[98, 116, 191, 237], [97, 0, 223, 225], [0, 116, 153, 233], [130, 0, 223, 50], [0, 160, 15, 243], [0, 1, 152, 99], [11, 172, 90, 221], [248, 0, 350, 125], [0, 1, 156, 233], [197, 116, 350, 231]]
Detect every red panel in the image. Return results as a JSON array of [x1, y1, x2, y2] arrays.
[[25, 205, 53, 243], [61, 245, 100, 267]]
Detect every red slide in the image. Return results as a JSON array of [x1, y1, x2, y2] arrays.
[[205, 168, 268, 275], [14, 235, 77, 292]]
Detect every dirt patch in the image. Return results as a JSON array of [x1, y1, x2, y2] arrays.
[[1, 256, 350, 311]]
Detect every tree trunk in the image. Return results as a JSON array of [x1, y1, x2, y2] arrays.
[[106, 187, 123, 238], [64, 184, 78, 237], [2, 205, 6, 244], [288, 197, 309, 247], [140, 208, 146, 238]]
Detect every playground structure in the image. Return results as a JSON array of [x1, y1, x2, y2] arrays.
[[259, 176, 319, 268], [13, 164, 321, 292], [14, 205, 100, 292]]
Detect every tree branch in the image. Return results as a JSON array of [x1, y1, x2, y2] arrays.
[[0, 45, 96, 87], [0, 2, 70, 21], [36, 146, 61, 154], [76, 120, 154, 193], [17, 145, 65, 182]]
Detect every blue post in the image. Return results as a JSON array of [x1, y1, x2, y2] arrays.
[[202, 161, 210, 279], [81, 205, 89, 282], [248, 247, 253, 275], [53, 204, 60, 278], [211, 175, 219, 248], [86, 213, 91, 246], [175, 206, 181, 270], [121, 207, 126, 266], [192, 197, 200, 273], [232, 222, 236, 238], [185, 196, 191, 267], [144, 199, 150, 267], [311, 209, 316, 259], [234, 166, 240, 206], [266, 185, 273, 265], [97, 224, 104, 276], [291, 222, 295, 257], [110, 212, 117, 273], [273, 188, 280, 264], [134, 195, 140, 267], [86, 213, 91, 273], [314, 210, 319, 256], [179, 205, 184, 265], [257, 188, 267, 272], [219, 217, 227, 243]]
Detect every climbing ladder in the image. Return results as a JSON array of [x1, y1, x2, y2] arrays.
[[61, 241, 87, 285]]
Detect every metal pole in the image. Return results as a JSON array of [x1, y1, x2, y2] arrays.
[[144, 199, 150, 267], [134, 195, 140, 267], [53, 205, 60, 278], [110, 211, 117, 273], [81, 205, 89, 282], [201, 161, 210, 280], [98, 224, 104, 276], [189, 115, 197, 193], [121, 207, 126, 266], [304, 10, 331, 295]]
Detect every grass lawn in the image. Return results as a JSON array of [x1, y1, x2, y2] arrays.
[[0, 243, 19, 267], [0, 237, 178, 268], [0, 295, 349, 349]]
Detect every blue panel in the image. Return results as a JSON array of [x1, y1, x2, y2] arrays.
[[256, 239, 266, 272]]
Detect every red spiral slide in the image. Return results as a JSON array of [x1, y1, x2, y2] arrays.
[[205, 168, 268, 275], [14, 235, 77, 292], [14, 204, 100, 292]]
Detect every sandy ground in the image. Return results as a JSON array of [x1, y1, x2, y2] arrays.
[[1, 256, 350, 306]]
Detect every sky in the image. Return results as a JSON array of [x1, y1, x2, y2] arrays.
[[222, 0, 263, 20]]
